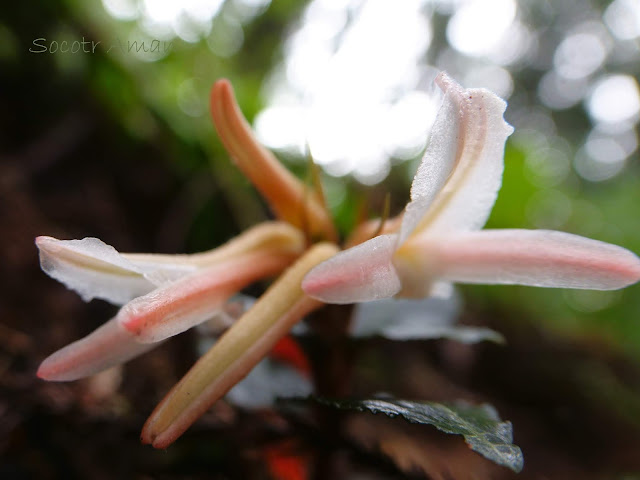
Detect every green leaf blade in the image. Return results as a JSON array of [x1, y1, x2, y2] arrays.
[[311, 396, 524, 473]]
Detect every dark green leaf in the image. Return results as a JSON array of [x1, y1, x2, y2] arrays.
[[309, 396, 524, 473]]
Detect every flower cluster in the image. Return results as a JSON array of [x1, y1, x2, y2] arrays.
[[36, 73, 640, 448]]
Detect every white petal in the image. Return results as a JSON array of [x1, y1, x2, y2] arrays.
[[413, 229, 640, 290], [302, 234, 402, 304], [36, 236, 196, 305], [403, 73, 514, 240], [37, 317, 156, 382], [399, 76, 461, 243], [36, 236, 156, 304]]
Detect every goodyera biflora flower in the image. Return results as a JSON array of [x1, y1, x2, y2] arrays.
[[302, 73, 640, 303], [36, 72, 640, 449]]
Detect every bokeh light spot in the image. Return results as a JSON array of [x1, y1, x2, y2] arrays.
[[447, 0, 516, 57], [587, 74, 640, 125]]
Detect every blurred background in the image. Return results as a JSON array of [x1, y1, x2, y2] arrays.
[[1, 0, 639, 478]]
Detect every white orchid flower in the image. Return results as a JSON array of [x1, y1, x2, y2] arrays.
[[36, 72, 640, 450], [302, 73, 640, 303]]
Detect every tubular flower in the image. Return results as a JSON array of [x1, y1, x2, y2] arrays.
[[302, 73, 640, 303], [36, 72, 640, 450]]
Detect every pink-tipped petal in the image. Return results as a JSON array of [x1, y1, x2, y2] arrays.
[[403, 229, 640, 290], [37, 317, 155, 382], [302, 234, 402, 304], [119, 249, 301, 343], [402, 73, 514, 241]]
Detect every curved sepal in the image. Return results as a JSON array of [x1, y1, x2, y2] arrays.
[[399, 229, 640, 290]]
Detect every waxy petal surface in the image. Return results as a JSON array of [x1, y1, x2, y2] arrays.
[[37, 222, 303, 306], [401, 229, 640, 290], [37, 317, 155, 382], [402, 73, 513, 240], [36, 236, 187, 305], [302, 234, 401, 304], [141, 243, 338, 448], [399, 74, 462, 243]]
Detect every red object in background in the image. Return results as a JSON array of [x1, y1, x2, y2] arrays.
[[263, 440, 309, 480], [269, 336, 311, 378]]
